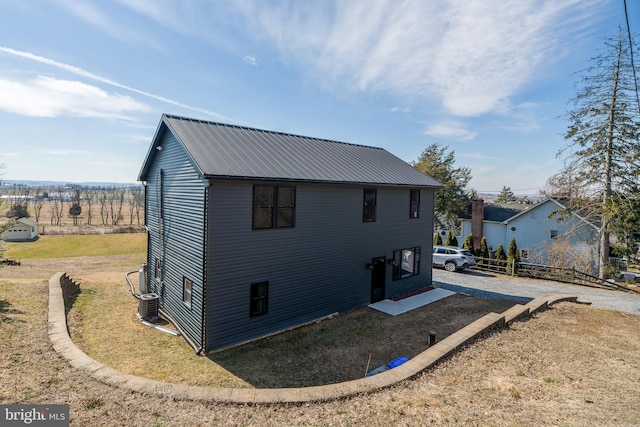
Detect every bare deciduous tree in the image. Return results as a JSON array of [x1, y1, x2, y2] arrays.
[[82, 188, 94, 225]]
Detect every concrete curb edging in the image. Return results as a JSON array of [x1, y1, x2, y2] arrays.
[[48, 272, 579, 404]]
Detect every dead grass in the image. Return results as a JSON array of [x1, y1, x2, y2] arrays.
[[208, 294, 513, 388], [71, 276, 513, 388], [1, 236, 639, 425]]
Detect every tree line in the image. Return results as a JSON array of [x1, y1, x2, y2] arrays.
[[2, 184, 144, 227]]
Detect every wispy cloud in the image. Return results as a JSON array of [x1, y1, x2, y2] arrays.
[[424, 121, 477, 141], [126, 0, 605, 118], [247, 0, 603, 117], [390, 107, 412, 113], [0, 76, 150, 118], [54, 0, 164, 51], [44, 149, 94, 156], [243, 55, 258, 66], [0, 46, 227, 119]]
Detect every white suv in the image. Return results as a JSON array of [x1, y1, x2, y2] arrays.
[[432, 246, 476, 272]]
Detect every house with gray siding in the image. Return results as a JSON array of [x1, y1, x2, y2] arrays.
[[138, 114, 442, 352]]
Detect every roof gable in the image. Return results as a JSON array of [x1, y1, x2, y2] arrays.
[[498, 198, 598, 230], [16, 217, 37, 227], [139, 114, 441, 187], [502, 198, 565, 223]]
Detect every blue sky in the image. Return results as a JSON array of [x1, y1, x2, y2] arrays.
[[0, 0, 636, 195]]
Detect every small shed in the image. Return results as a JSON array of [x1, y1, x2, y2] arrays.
[[4, 217, 38, 242]]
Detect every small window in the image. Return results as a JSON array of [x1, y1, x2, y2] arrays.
[[410, 189, 420, 218], [392, 247, 421, 280], [183, 277, 192, 308], [154, 257, 162, 281], [550, 230, 558, 239], [276, 187, 295, 228], [253, 186, 275, 229], [250, 281, 269, 317], [363, 189, 377, 222], [253, 186, 295, 229]]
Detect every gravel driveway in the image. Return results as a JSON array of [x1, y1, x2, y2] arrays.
[[432, 268, 640, 314]]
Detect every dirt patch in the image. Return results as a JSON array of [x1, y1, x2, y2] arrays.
[[209, 293, 514, 387]]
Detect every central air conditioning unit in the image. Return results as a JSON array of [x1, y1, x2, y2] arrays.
[[132, 263, 160, 321], [138, 293, 159, 320]]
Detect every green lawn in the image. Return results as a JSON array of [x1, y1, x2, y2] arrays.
[[3, 233, 147, 259]]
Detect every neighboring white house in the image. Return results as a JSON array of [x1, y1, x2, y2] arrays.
[[3, 217, 38, 242], [460, 198, 599, 260]]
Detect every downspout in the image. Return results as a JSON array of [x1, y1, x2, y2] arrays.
[[159, 307, 203, 353], [200, 178, 211, 354], [158, 169, 165, 301], [143, 181, 150, 273]]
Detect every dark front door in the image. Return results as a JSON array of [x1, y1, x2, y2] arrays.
[[370, 256, 386, 303]]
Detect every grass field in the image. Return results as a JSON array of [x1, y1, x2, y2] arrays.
[[4, 234, 146, 259]]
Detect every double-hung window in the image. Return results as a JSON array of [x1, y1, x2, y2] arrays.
[[392, 247, 421, 280], [363, 188, 377, 222], [154, 257, 162, 282], [253, 185, 295, 229], [250, 281, 269, 317], [410, 189, 420, 218], [183, 277, 192, 308]]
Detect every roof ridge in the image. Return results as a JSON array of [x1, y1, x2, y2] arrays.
[[162, 113, 384, 150]]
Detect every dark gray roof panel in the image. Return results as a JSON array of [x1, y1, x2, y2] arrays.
[[153, 114, 441, 187], [483, 204, 525, 222]]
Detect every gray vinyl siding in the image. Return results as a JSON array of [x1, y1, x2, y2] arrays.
[[205, 180, 435, 351], [145, 131, 208, 349]]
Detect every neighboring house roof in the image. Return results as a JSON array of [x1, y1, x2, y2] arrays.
[[502, 198, 598, 231], [482, 204, 528, 222], [16, 217, 37, 227], [139, 114, 442, 187], [499, 198, 560, 223], [464, 198, 599, 230]]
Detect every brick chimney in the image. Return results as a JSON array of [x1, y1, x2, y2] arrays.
[[471, 199, 484, 249]]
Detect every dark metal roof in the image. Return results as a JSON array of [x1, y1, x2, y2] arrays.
[[139, 114, 442, 187], [482, 204, 526, 222]]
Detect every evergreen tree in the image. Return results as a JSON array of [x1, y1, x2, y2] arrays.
[[557, 28, 640, 279], [495, 244, 506, 261], [462, 233, 475, 254], [445, 230, 458, 247], [412, 144, 471, 231], [495, 186, 517, 204], [434, 232, 443, 246], [478, 237, 490, 263], [506, 237, 520, 274]]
